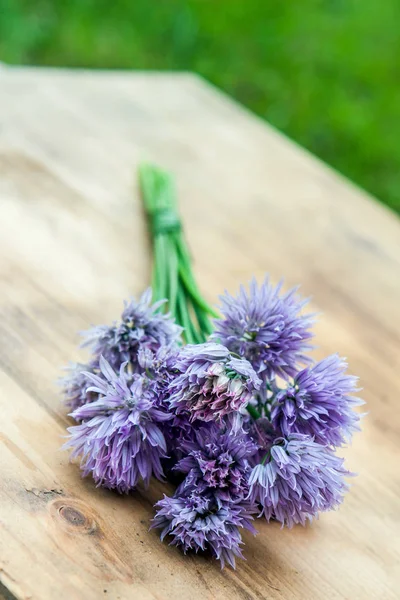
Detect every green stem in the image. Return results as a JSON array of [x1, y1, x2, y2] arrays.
[[154, 235, 168, 301], [165, 236, 178, 315], [177, 287, 196, 344], [193, 302, 213, 337], [178, 261, 219, 318], [139, 162, 218, 342], [175, 235, 219, 318], [261, 451, 270, 465], [246, 404, 261, 420]]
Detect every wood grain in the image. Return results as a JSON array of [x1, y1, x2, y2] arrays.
[[0, 66, 399, 600]]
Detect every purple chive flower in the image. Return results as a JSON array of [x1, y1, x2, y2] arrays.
[[249, 417, 279, 459], [212, 277, 314, 380], [152, 491, 257, 569], [271, 355, 363, 446], [168, 342, 261, 428], [135, 344, 189, 463], [63, 356, 171, 492], [82, 289, 182, 370], [160, 411, 197, 469], [175, 424, 258, 503], [248, 434, 350, 527], [60, 362, 100, 414], [137, 344, 191, 470], [137, 344, 178, 397]]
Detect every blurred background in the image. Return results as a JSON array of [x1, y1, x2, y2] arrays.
[[1, 1, 399, 214]]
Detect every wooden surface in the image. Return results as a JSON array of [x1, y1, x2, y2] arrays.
[[0, 66, 399, 600]]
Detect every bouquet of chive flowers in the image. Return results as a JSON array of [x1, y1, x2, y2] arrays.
[[62, 164, 363, 569]]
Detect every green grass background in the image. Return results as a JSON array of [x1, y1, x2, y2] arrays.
[[1, 0, 399, 213]]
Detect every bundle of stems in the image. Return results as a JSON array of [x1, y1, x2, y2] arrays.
[[139, 163, 218, 344]]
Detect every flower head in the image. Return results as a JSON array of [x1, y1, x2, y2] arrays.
[[248, 434, 350, 527], [160, 411, 197, 469], [152, 491, 256, 568], [136, 344, 186, 465], [82, 289, 182, 370], [63, 356, 171, 492], [175, 424, 258, 503], [137, 344, 178, 401], [168, 342, 261, 428], [212, 277, 314, 380], [271, 355, 363, 446], [60, 362, 100, 414]]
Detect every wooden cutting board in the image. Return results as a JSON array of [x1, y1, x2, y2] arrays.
[[0, 66, 399, 600]]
